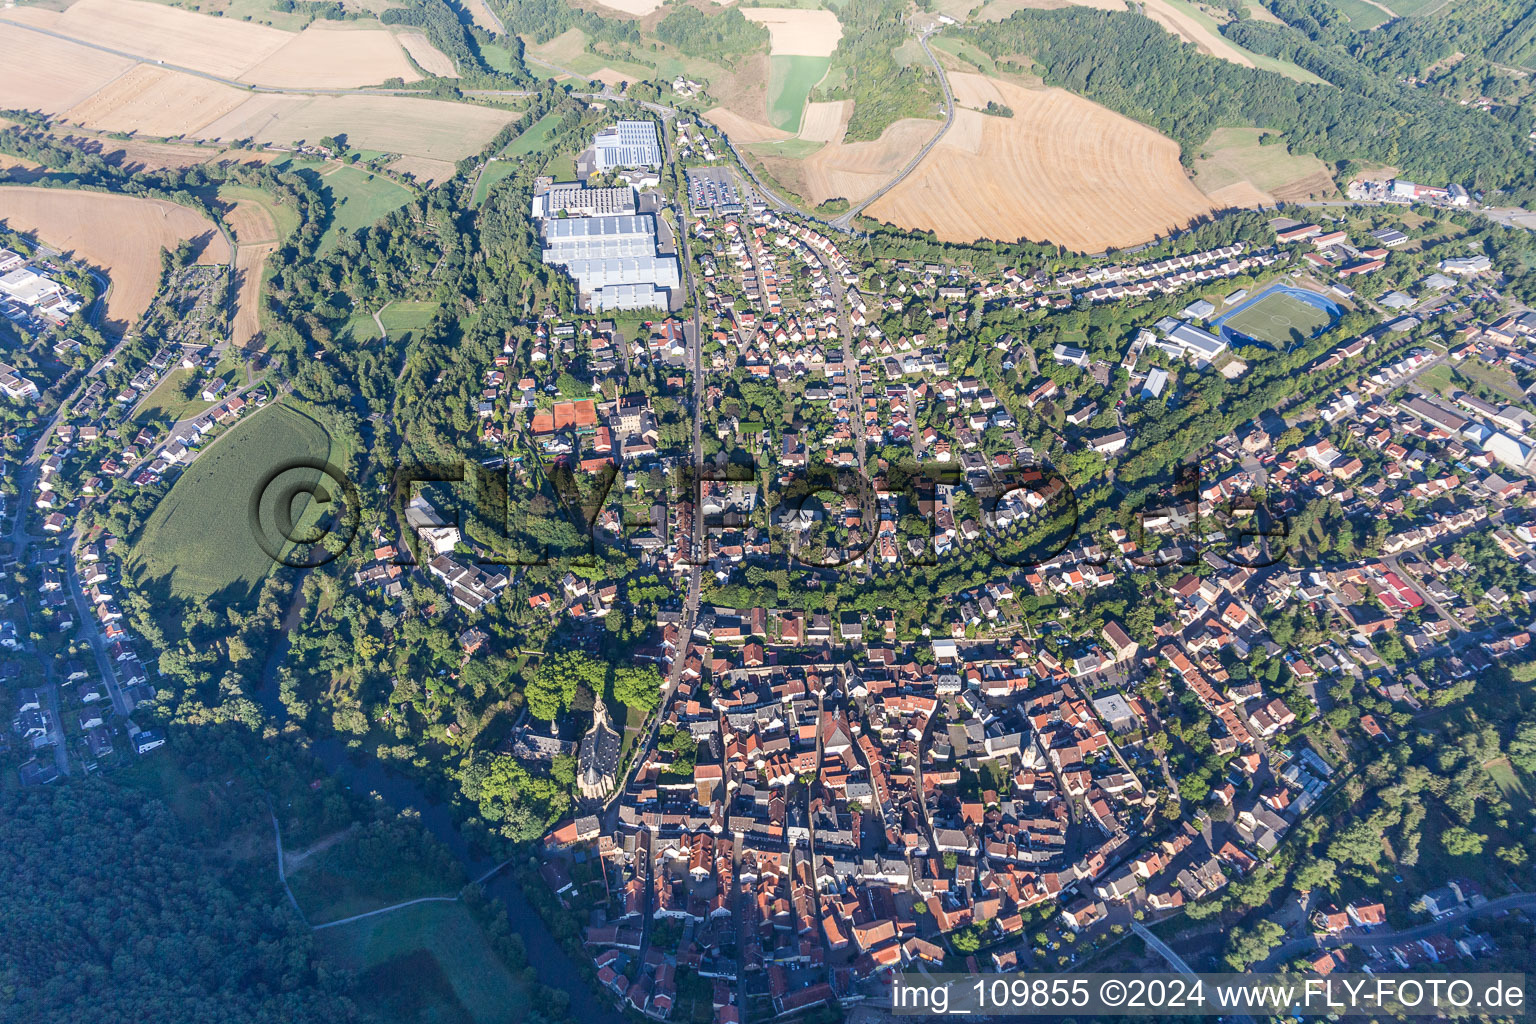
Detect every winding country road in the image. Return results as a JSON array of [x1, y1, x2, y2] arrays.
[[831, 28, 956, 231]]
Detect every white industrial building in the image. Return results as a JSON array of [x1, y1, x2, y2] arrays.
[[539, 214, 678, 311], [592, 120, 662, 171], [531, 183, 637, 219]]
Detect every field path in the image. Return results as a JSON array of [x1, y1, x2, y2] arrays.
[[0, 15, 522, 99], [282, 823, 359, 874], [831, 28, 954, 230]]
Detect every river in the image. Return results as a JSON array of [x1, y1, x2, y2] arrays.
[[254, 579, 604, 1020]]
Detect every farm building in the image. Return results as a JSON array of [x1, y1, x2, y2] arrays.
[[592, 120, 662, 171]]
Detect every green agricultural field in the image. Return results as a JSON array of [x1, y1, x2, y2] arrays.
[[472, 160, 519, 207], [504, 112, 563, 158], [767, 55, 831, 133], [317, 900, 531, 1024], [747, 137, 826, 160], [337, 313, 383, 345], [379, 300, 441, 336], [1384, 0, 1445, 15], [129, 402, 335, 610], [1220, 291, 1335, 347], [314, 166, 414, 254], [1325, 0, 1394, 28]]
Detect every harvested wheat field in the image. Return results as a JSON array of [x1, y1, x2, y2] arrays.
[[0, 26, 134, 115], [1270, 168, 1336, 203], [240, 23, 422, 87], [397, 30, 457, 76], [868, 73, 1214, 252], [200, 94, 516, 161], [225, 199, 277, 350], [742, 8, 843, 56], [387, 156, 458, 185], [63, 64, 249, 137], [1141, 0, 1254, 67], [1205, 180, 1275, 209], [589, 67, 644, 88], [34, 0, 293, 78], [797, 101, 849, 144], [704, 106, 790, 144], [460, 0, 503, 31], [802, 117, 941, 205], [0, 187, 230, 331]]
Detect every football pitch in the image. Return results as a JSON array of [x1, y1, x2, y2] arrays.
[[1218, 288, 1337, 348]]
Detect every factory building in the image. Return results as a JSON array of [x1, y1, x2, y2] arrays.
[[539, 214, 678, 311], [592, 120, 662, 171]]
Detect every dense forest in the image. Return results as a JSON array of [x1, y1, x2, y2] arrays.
[[489, 0, 640, 48], [655, 6, 769, 64], [0, 783, 356, 1023], [381, 0, 532, 86], [965, 8, 1534, 194], [814, 0, 942, 140]]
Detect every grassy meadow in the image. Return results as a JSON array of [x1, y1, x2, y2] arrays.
[[128, 402, 335, 610]]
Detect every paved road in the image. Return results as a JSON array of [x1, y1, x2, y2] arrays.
[[831, 28, 955, 231], [1134, 923, 1258, 1024], [1259, 892, 1536, 969]]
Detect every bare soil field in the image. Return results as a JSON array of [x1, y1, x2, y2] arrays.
[[704, 105, 790, 144], [801, 116, 941, 205], [200, 94, 516, 161], [63, 63, 249, 137], [867, 73, 1214, 252], [240, 23, 422, 87], [1141, 0, 1254, 67], [387, 156, 458, 185], [35, 0, 293, 77], [0, 186, 230, 331], [741, 8, 843, 56], [397, 29, 457, 76], [0, 26, 134, 114]]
